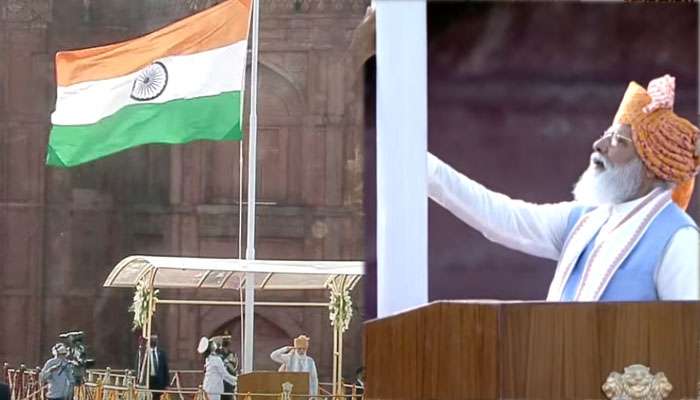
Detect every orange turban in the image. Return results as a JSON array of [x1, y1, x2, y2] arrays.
[[293, 335, 310, 349], [613, 75, 700, 209]]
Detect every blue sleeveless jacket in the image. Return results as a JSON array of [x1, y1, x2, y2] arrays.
[[560, 203, 696, 301]]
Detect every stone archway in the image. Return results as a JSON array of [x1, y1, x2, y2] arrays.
[[202, 60, 306, 205], [198, 303, 312, 370], [203, 311, 305, 372], [347, 6, 375, 77]]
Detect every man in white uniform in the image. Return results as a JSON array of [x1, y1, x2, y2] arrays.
[[270, 335, 318, 397], [428, 74, 699, 301], [198, 337, 236, 400]]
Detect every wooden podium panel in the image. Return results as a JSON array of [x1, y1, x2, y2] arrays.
[[365, 301, 700, 400], [237, 371, 309, 399]]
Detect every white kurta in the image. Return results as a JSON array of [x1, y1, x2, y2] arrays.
[[202, 355, 236, 400], [270, 346, 318, 396], [427, 153, 700, 300]]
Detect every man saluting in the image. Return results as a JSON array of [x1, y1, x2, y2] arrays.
[[270, 335, 318, 397]]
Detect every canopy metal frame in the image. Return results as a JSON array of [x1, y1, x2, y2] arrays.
[[103, 255, 363, 395]]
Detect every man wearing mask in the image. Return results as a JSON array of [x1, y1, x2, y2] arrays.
[[148, 335, 169, 400], [216, 335, 238, 400], [198, 337, 236, 400]]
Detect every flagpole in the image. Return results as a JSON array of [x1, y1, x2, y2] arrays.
[[243, 0, 260, 374]]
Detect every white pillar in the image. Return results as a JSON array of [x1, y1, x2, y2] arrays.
[[375, 0, 428, 317]]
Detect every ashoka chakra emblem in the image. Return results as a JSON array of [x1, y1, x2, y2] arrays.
[[130, 61, 168, 101]]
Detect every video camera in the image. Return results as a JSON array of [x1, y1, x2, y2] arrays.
[[58, 331, 95, 384]]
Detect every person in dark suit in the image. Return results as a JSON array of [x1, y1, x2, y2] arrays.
[[148, 335, 169, 400], [217, 335, 238, 400], [0, 382, 10, 400]]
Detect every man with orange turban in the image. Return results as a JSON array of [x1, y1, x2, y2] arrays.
[[428, 74, 699, 301], [270, 335, 318, 397]]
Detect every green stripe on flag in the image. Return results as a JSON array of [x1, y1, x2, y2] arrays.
[[47, 91, 242, 167]]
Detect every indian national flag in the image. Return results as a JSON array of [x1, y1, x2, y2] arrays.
[[47, 0, 251, 167]]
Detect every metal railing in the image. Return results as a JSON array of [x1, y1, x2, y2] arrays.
[[76, 382, 362, 400], [4, 365, 363, 400], [3, 364, 45, 400]]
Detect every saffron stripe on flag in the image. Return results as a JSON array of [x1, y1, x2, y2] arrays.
[[52, 41, 247, 126], [56, 0, 251, 86]]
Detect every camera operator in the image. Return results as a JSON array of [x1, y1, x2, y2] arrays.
[[40, 344, 73, 400], [59, 331, 93, 386]]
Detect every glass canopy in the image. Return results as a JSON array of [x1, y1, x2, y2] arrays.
[[103, 255, 363, 291]]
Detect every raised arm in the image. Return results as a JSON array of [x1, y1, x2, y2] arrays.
[[270, 346, 292, 364], [39, 360, 55, 383], [211, 357, 236, 386], [427, 153, 576, 260]]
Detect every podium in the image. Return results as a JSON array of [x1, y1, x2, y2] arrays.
[[364, 301, 700, 400], [237, 371, 309, 399]]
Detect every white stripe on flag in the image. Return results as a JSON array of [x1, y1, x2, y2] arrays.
[[52, 40, 247, 126]]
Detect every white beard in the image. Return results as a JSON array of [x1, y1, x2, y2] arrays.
[[572, 156, 646, 206]]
